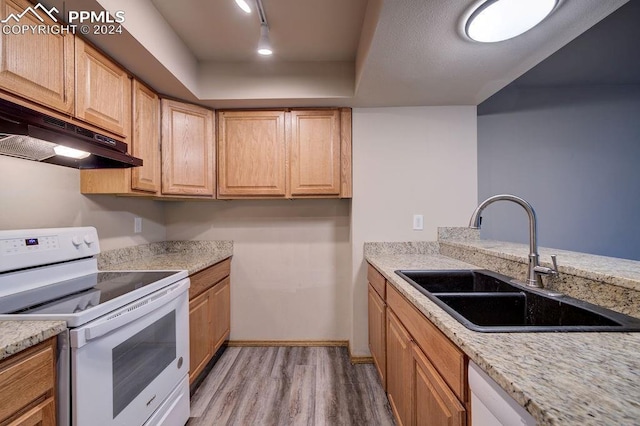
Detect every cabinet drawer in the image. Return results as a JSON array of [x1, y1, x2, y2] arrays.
[[367, 264, 386, 299], [0, 339, 55, 423], [387, 283, 466, 401], [7, 397, 55, 426], [189, 258, 231, 299]]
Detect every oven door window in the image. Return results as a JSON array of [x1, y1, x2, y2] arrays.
[[112, 311, 176, 418]]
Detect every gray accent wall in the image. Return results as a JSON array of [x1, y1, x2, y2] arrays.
[[478, 86, 640, 260], [477, 0, 640, 261]]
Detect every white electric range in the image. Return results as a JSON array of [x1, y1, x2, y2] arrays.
[[0, 227, 191, 426]]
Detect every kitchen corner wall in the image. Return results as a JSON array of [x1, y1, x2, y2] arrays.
[[350, 106, 478, 355], [0, 156, 166, 250], [164, 199, 351, 341]]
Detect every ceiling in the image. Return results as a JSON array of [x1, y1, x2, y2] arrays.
[[510, 0, 640, 88], [43, 0, 629, 108], [150, 0, 368, 62]]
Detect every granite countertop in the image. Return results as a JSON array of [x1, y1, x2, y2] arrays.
[[0, 320, 66, 361], [98, 240, 233, 274], [366, 252, 640, 426]]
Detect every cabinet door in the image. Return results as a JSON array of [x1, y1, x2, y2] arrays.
[[131, 80, 160, 193], [75, 38, 131, 137], [0, 339, 55, 424], [189, 290, 214, 384], [386, 309, 413, 426], [368, 284, 386, 389], [161, 99, 215, 196], [289, 109, 341, 196], [217, 110, 286, 197], [0, 0, 74, 114], [8, 397, 55, 426], [211, 277, 231, 352], [413, 344, 466, 426]]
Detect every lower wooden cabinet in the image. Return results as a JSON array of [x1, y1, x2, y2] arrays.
[[211, 277, 231, 350], [368, 284, 386, 389], [189, 288, 215, 381], [368, 262, 469, 426], [7, 397, 56, 426], [188, 258, 231, 384], [413, 343, 466, 426], [386, 309, 413, 426], [0, 338, 56, 426]]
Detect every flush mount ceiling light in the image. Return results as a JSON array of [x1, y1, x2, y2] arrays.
[[465, 0, 558, 43], [234, 0, 251, 14]]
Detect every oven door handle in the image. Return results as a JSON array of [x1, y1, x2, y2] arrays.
[[71, 278, 189, 348]]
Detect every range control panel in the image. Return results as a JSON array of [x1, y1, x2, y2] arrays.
[[0, 227, 100, 273], [2, 236, 60, 255]]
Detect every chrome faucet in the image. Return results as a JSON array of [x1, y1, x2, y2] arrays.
[[469, 194, 558, 288]]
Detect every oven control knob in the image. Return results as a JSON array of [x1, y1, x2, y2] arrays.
[[72, 236, 82, 247], [84, 235, 94, 246]]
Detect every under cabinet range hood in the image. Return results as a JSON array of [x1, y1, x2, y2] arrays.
[[0, 98, 142, 169]]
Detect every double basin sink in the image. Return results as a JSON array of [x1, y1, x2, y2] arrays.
[[395, 269, 640, 332]]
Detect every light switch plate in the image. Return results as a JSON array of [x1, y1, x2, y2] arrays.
[[134, 217, 142, 233]]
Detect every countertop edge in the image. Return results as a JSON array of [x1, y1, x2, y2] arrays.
[[0, 320, 66, 361]]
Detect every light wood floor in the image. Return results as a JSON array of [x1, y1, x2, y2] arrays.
[[188, 346, 395, 426]]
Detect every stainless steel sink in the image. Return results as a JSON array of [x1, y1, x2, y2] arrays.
[[396, 269, 640, 332]]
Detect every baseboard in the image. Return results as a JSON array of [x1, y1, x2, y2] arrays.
[[350, 356, 374, 364], [227, 340, 349, 347], [227, 340, 374, 364], [347, 342, 374, 364]]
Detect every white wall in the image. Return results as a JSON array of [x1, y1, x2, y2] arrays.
[[164, 199, 351, 341], [0, 156, 166, 250], [350, 106, 477, 355]]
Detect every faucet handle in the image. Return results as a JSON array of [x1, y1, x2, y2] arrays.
[[550, 254, 559, 275]]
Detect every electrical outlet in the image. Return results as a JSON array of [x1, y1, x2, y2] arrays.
[[413, 214, 424, 230], [134, 217, 142, 234]]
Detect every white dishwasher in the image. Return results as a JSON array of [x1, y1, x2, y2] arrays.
[[469, 361, 537, 426]]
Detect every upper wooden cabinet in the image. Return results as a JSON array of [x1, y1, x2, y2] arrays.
[[289, 110, 341, 196], [131, 80, 161, 193], [0, 0, 74, 114], [75, 38, 131, 137], [80, 79, 160, 195], [217, 110, 286, 197], [161, 99, 215, 197], [217, 108, 352, 199]]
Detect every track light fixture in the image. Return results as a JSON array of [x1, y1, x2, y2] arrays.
[[258, 24, 273, 55], [255, 0, 273, 56]]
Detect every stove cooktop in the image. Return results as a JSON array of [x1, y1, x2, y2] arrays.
[[0, 269, 188, 326]]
